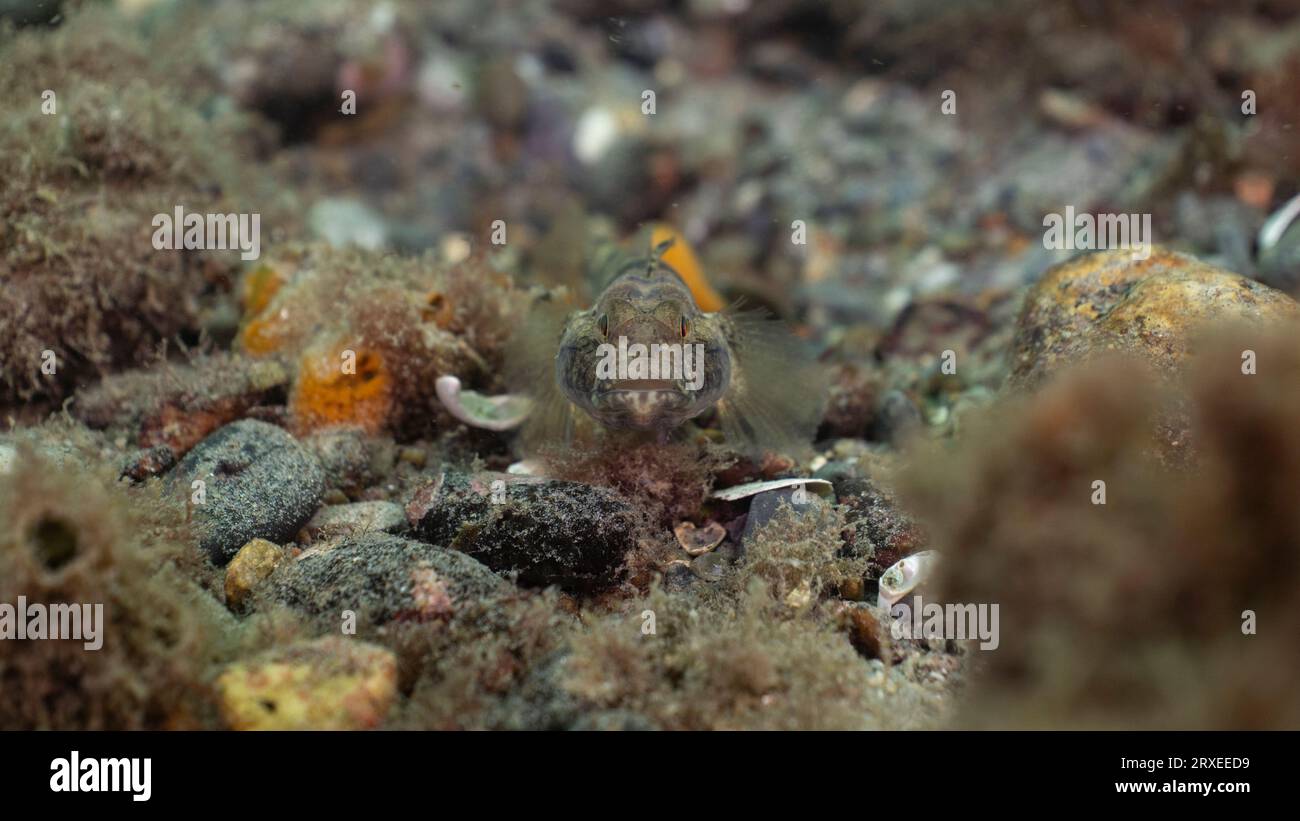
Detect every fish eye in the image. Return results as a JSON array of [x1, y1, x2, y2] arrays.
[[679, 316, 690, 338], [598, 313, 609, 338]]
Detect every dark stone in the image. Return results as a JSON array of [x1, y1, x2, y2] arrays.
[[691, 541, 740, 582], [169, 420, 324, 564], [740, 487, 829, 548], [868, 389, 922, 444], [812, 459, 858, 485], [835, 475, 924, 578], [406, 472, 637, 593], [662, 561, 695, 591]]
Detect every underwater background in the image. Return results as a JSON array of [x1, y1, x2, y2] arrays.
[[1, 0, 1299, 730]]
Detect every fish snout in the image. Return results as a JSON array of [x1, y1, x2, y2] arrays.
[[609, 316, 677, 347]]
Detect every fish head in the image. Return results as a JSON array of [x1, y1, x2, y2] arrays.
[[557, 261, 731, 431]]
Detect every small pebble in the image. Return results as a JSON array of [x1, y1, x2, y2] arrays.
[[869, 389, 922, 444], [407, 472, 637, 592], [302, 501, 408, 542], [662, 560, 695, 591], [224, 537, 287, 611], [691, 542, 739, 582]]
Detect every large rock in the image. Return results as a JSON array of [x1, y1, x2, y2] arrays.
[[169, 420, 324, 564], [271, 532, 508, 624], [1010, 248, 1299, 387], [406, 472, 637, 592]]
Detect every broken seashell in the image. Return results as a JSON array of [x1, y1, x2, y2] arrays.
[[1259, 191, 1300, 252], [710, 477, 834, 502], [507, 459, 544, 476], [877, 550, 939, 609], [674, 520, 726, 556], [435, 375, 532, 431]]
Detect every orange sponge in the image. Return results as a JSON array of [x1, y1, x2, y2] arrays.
[[289, 342, 393, 435]]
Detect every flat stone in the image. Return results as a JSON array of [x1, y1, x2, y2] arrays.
[[303, 501, 409, 541]]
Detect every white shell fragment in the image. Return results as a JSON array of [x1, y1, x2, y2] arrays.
[[435, 375, 532, 432], [878, 550, 940, 609], [1259, 192, 1300, 252], [674, 521, 727, 556], [710, 478, 834, 502], [507, 459, 544, 476]]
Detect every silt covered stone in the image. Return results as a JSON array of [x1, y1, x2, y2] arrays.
[[405, 472, 638, 592]]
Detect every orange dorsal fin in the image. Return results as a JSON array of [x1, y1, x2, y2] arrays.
[[650, 224, 726, 312]]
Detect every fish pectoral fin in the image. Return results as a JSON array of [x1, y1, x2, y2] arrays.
[[717, 307, 827, 458], [505, 295, 578, 450]]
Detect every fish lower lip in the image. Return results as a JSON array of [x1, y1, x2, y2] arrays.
[[608, 379, 677, 390], [597, 388, 686, 398], [593, 387, 693, 412]]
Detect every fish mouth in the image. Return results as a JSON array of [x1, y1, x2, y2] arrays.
[[591, 379, 695, 425], [594, 378, 690, 404], [602, 378, 678, 392]]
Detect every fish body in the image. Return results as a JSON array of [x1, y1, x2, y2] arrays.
[[511, 233, 825, 455]]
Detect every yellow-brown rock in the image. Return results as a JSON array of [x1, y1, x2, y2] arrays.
[[224, 538, 288, 611], [1010, 248, 1299, 387], [216, 637, 397, 730]]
